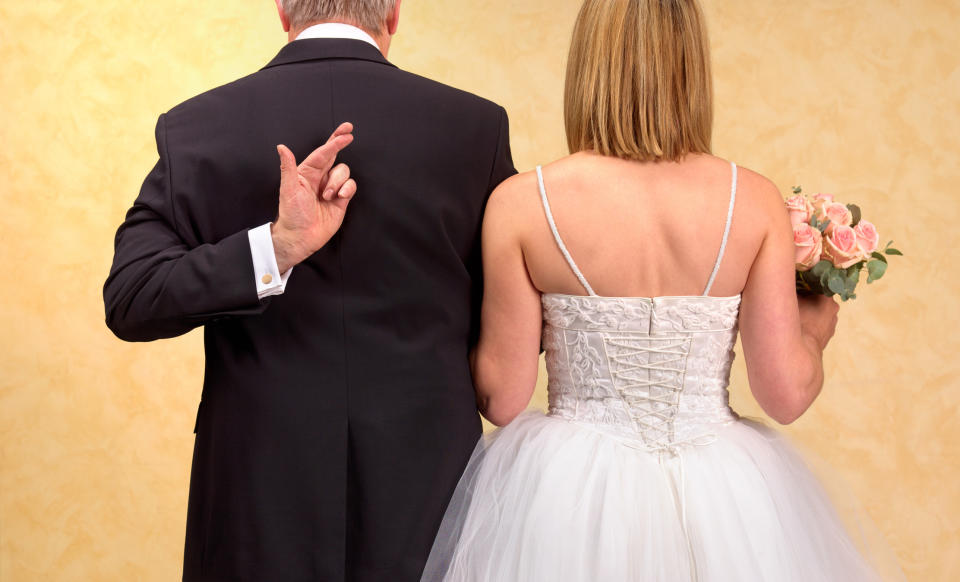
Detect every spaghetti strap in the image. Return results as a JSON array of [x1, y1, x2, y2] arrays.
[[703, 162, 738, 296], [536, 165, 597, 296]]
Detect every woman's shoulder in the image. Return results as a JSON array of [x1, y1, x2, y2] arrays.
[[486, 153, 588, 207], [680, 154, 785, 215], [729, 161, 791, 222], [674, 153, 781, 197], [731, 161, 780, 198], [486, 168, 540, 213], [482, 168, 543, 239], [485, 155, 585, 222], [482, 156, 595, 242], [490, 153, 586, 192]]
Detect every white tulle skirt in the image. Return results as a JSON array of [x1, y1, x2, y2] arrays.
[[421, 412, 903, 582]]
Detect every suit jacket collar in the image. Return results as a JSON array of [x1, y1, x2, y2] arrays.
[[262, 38, 397, 70]]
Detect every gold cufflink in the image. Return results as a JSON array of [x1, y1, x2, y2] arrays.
[[261, 274, 273, 285]]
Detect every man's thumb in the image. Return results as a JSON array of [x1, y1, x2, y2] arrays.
[[277, 144, 298, 191]]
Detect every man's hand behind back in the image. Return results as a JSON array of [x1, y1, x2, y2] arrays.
[[271, 122, 357, 272]]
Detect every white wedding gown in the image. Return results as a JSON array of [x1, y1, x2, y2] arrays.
[[421, 163, 903, 581]]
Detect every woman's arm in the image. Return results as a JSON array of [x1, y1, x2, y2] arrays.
[[471, 176, 544, 427], [739, 176, 839, 424]]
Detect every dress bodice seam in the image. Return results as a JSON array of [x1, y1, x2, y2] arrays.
[[545, 324, 737, 335]]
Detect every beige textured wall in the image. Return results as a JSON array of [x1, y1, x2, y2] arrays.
[[1, 1, 957, 580]]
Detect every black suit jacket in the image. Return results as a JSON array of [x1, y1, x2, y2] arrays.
[[104, 39, 515, 582]]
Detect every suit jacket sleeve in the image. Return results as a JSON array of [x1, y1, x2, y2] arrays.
[[103, 114, 267, 342]]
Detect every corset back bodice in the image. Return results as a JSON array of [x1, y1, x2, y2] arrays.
[[541, 294, 741, 450], [533, 162, 742, 452]]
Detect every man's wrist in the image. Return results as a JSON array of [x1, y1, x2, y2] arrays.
[[270, 222, 302, 273]]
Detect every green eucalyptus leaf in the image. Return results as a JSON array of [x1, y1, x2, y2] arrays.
[[842, 267, 860, 296], [827, 275, 846, 295], [818, 218, 831, 233], [819, 267, 834, 290], [885, 248, 903, 256], [871, 252, 888, 264], [867, 259, 888, 283], [792, 186, 802, 195], [811, 260, 833, 278], [820, 269, 837, 296], [845, 271, 859, 293]]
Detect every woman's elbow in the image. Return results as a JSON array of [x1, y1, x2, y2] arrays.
[[478, 394, 526, 427], [472, 353, 537, 427], [759, 383, 817, 425], [750, 355, 824, 425], [476, 381, 533, 427], [766, 405, 805, 426]]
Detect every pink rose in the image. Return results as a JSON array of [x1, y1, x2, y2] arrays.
[[785, 195, 814, 226], [812, 193, 835, 213], [793, 223, 823, 271], [822, 225, 863, 268], [817, 202, 853, 235], [853, 220, 880, 257]]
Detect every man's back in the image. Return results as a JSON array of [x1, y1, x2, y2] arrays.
[[104, 38, 515, 581]]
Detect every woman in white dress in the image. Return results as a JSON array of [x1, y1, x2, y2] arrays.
[[421, 0, 903, 581]]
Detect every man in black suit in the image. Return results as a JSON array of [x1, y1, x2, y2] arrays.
[[103, 0, 515, 579]]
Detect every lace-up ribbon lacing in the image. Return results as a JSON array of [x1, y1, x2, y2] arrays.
[[605, 335, 689, 446], [604, 333, 713, 581]]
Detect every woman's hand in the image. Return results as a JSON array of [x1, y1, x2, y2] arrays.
[[797, 294, 840, 350]]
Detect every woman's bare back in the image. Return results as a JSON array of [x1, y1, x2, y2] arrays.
[[512, 152, 773, 299]]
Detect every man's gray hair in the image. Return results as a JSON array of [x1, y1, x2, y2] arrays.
[[281, 0, 397, 34]]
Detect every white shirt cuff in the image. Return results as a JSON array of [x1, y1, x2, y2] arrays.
[[248, 223, 292, 299]]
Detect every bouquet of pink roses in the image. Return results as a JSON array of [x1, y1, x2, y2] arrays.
[[786, 187, 902, 301]]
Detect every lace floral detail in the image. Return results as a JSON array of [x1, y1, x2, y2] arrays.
[[650, 296, 741, 333], [543, 294, 739, 333], [566, 331, 604, 399], [541, 293, 739, 449], [542, 295, 653, 331]]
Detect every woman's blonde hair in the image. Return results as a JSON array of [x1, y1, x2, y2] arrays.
[[564, 0, 713, 162]]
